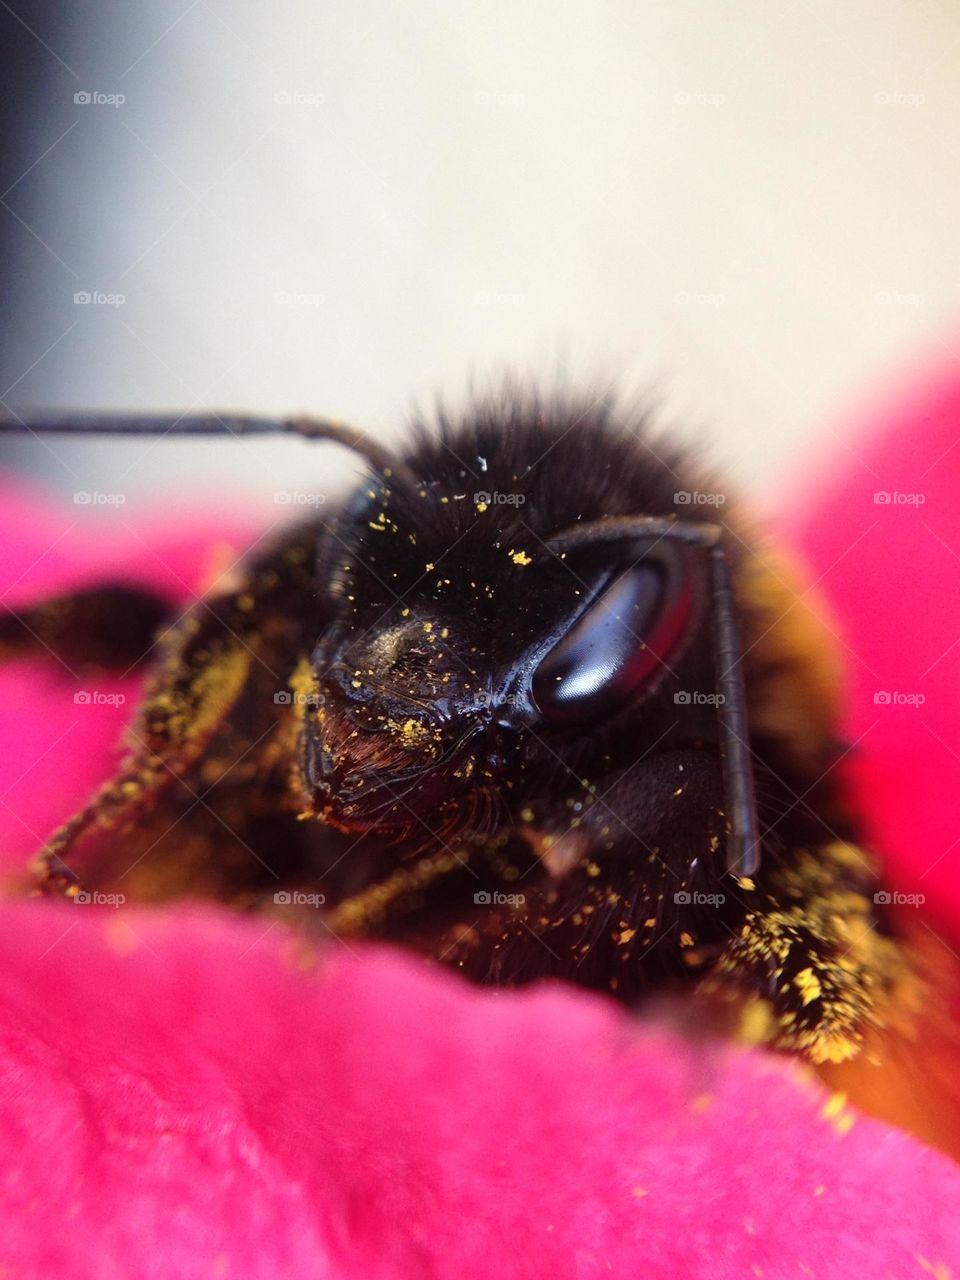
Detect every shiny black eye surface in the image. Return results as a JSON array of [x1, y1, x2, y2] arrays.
[[531, 561, 691, 724]]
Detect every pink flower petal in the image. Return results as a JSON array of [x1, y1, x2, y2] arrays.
[[3, 372, 960, 1277], [1, 901, 958, 1278], [0, 482, 261, 875], [782, 357, 960, 939]]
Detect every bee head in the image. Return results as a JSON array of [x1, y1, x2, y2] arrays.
[[299, 399, 726, 847]]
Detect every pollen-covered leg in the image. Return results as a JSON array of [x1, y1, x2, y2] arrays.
[[0, 584, 173, 672], [35, 619, 256, 895], [35, 523, 326, 900], [700, 842, 906, 1064]]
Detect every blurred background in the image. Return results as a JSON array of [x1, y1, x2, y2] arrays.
[[2, 0, 959, 504]]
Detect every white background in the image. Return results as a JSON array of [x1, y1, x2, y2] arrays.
[[6, 0, 960, 502]]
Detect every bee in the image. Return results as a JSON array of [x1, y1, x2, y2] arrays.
[[0, 394, 915, 1072]]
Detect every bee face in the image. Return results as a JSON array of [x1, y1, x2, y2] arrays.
[[301, 425, 717, 842]]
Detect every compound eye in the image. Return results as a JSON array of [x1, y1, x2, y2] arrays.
[[532, 563, 690, 724]]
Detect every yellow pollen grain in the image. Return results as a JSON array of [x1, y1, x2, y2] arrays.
[[820, 1091, 846, 1120], [820, 1090, 856, 1135], [399, 718, 428, 747], [509, 549, 533, 566], [618, 928, 637, 945], [794, 967, 823, 1007]]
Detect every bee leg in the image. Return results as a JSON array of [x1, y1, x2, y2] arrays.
[[34, 624, 255, 896], [34, 524, 324, 900], [0, 584, 173, 672], [700, 842, 905, 1064]]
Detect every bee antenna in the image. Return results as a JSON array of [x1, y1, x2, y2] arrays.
[[286, 416, 419, 489], [546, 514, 762, 879], [0, 410, 419, 489]]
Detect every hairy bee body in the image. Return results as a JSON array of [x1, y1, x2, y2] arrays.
[[2, 394, 911, 1067]]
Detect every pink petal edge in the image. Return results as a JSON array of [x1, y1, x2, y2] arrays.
[[1, 901, 958, 1279]]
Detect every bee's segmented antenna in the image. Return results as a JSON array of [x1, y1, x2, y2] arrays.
[[0, 410, 420, 489], [546, 514, 762, 878]]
